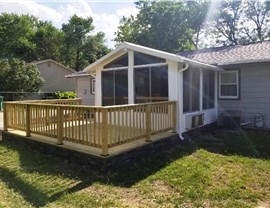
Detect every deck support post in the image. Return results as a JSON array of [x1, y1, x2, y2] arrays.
[[26, 104, 31, 137], [145, 105, 152, 142], [3, 102, 8, 131], [101, 108, 109, 156], [171, 102, 177, 133], [57, 106, 64, 145]]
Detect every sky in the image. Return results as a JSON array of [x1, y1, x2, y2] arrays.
[[0, 0, 139, 48]]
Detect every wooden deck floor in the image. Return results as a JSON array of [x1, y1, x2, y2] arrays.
[[5, 129, 178, 158]]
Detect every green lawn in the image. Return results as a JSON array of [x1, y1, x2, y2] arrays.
[[0, 129, 269, 208]]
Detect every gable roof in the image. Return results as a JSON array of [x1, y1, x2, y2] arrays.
[[178, 41, 270, 66], [82, 42, 220, 72], [34, 59, 75, 73]]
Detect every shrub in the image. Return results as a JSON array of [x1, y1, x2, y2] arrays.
[[54, 91, 77, 99]]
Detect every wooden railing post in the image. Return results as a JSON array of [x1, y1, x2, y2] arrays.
[[26, 104, 31, 137], [57, 106, 64, 145], [172, 102, 177, 133], [145, 104, 151, 142], [3, 102, 8, 131], [101, 108, 109, 156]]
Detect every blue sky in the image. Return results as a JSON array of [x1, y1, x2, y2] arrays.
[[0, 0, 138, 48]]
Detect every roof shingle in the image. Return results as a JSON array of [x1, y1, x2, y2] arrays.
[[177, 41, 270, 66]]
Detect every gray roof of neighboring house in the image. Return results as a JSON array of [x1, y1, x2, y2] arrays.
[[177, 41, 270, 66], [34, 59, 75, 73]]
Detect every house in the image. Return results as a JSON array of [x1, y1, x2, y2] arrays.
[[33, 59, 76, 98], [68, 42, 221, 137], [178, 41, 270, 129], [66, 71, 95, 105]]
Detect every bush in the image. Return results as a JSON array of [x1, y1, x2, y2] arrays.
[[53, 91, 77, 99]]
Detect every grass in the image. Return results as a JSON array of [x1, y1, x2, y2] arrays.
[[0, 129, 269, 208]]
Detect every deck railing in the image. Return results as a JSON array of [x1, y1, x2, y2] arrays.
[[4, 99, 176, 156]]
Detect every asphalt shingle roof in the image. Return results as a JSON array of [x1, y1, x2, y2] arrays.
[[177, 41, 270, 66]]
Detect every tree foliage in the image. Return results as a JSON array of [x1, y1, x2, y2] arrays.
[[0, 13, 38, 62], [0, 13, 109, 71], [210, 0, 270, 45], [115, 0, 209, 52], [116, 0, 270, 50], [61, 15, 109, 71], [0, 59, 44, 92]]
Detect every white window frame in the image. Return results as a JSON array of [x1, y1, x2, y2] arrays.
[[219, 70, 239, 99], [91, 78, 95, 94]]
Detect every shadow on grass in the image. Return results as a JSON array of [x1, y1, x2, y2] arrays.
[[186, 127, 270, 159], [0, 138, 195, 207]]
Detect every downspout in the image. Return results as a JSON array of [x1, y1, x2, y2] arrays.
[[177, 62, 189, 140]]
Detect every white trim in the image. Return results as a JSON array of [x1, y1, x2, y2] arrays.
[[218, 70, 239, 99], [128, 50, 134, 104], [133, 63, 167, 69], [199, 69, 203, 111], [91, 78, 95, 94], [102, 66, 128, 71]]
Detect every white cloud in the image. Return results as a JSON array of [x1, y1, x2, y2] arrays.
[[0, 0, 138, 48]]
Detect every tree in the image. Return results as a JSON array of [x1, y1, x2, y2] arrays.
[[210, 0, 270, 46], [114, 0, 209, 52], [61, 15, 109, 71], [34, 21, 63, 61], [242, 0, 270, 42], [211, 0, 243, 45], [0, 13, 38, 61], [0, 58, 44, 92]]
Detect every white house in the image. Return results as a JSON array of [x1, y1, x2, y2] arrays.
[[68, 42, 221, 137], [66, 71, 95, 105]]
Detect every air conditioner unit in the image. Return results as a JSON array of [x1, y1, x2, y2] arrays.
[[185, 114, 204, 130]]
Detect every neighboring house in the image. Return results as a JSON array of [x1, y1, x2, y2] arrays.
[[66, 71, 95, 105], [33, 59, 76, 98], [178, 41, 270, 129], [68, 42, 221, 137]]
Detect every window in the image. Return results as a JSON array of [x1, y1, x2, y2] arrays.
[[203, 70, 215, 109], [104, 53, 128, 69], [134, 65, 168, 103], [91, 78, 95, 94], [102, 70, 128, 106], [134, 52, 166, 65], [219, 70, 239, 99], [183, 68, 200, 113]]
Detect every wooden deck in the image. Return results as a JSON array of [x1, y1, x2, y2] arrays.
[[3, 99, 177, 157], [5, 129, 177, 158]]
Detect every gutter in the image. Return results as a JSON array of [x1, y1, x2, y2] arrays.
[[177, 63, 189, 140]]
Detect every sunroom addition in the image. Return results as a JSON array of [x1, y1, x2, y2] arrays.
[[101, 52, 168, 106]]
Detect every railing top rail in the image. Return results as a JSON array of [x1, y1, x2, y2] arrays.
[[4, 100, 176, 110], [3, 102, 105, 109], [17, 98, 82, 103], [4, 98, 82, 104], [103, 101, 177, 109]]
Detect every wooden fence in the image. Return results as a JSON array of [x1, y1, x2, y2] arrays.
[[4, 99, 176, 156]]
